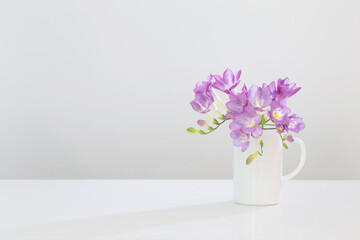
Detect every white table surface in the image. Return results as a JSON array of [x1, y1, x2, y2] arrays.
[[0, 180, 359, 240]]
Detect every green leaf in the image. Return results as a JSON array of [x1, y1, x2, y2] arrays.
[[213, 118, 220, 125], [207, 127, 214, 131], [199, 130, 206, 135], [186, 127, 200, 134], [283, 143, 289, 149]]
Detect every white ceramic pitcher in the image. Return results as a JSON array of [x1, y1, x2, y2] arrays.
[[233, 129, 306, 205]]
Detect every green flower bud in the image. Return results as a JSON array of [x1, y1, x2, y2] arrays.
[[246, 151, 262, 165], [260, 140, 264, 149], [186, 127, 200, 134]]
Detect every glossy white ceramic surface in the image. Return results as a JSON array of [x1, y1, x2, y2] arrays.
[[0, 180, 359, 240], [234, 130, 306, 205]]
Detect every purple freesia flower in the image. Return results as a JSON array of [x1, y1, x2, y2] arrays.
[[212, 68, 242, 94], [187, 69, 305, 153], [229, 105, 263, 138], [267, 78, 301, 100], [276, 78, 301, 99], [225, 91, 248, 119], [247, 85, 272, 110], [276, 114, 305, 133], [190, 75, 215, 113], [269, 100, 291, 124], [230, 130, 250, 152], [190, 97, 213, 113], [276, 118, 289, 133], [287, 114, 305, 133], [193, 75, 213, 94]]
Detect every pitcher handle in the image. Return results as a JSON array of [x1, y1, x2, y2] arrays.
[[282, 137, 306, 182]]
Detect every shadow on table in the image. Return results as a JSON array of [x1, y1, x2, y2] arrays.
[[3, 201, 267, 238]]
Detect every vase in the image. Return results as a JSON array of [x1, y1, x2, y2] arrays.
[[233, 129, 306, 205]]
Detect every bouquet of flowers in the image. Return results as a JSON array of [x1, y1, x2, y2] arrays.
[[187, 68, 305, 164]]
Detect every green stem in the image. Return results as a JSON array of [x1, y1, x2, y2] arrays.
[[259, 115, 276, 129], [279, 132, 289, 149], [201, 118, 230, 134]]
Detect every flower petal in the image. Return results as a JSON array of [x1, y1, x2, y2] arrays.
[[236, 70, 242, 82], [223, 68, 234, 85], [251, 126, 263, 138]]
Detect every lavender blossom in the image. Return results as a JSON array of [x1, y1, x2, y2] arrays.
[[277, 78, 301, 99], [247, 85, 272, 110], [269, 100, 291, 124], [187, 68, 305, 154], [276, 114, 305, 133], [190, 75, 215, 113], [229, 105, 263, 138], [276, 121, 288, 133], [212, 68, 242, 94], [230, 130, 250, 152], [190, 94, 214, 113], [225, 91, 248, 119], [287, 114, 305, 133], [193, 75, 213, 94]]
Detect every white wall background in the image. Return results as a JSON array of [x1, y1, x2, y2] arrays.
[[0, 0, 359, 179]]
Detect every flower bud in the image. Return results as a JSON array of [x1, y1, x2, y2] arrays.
[[197, 120, 209, 128], [286, 134, 294, 142], [186, 127, 200, 134], [246, 151, 261, 165]]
